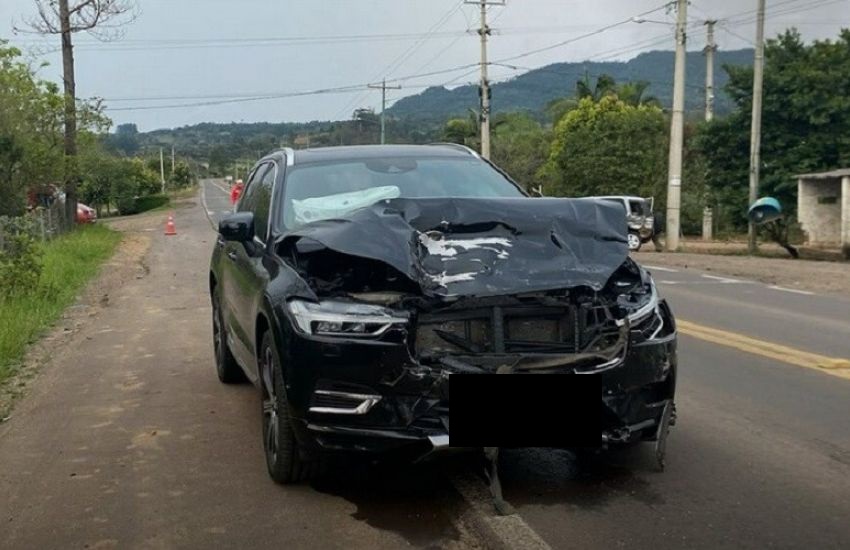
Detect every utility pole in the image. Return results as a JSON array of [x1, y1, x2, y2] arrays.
[[466, 1, 504, 159], [159, 147, 166, 193], [665, 0, 688, 251], [59, 0, 79, 228], [171, 145, 175, 174], [701, 20, 718, 241], [748, 0, 767, 254], [368, 79, 401, 144], [704, 20, 717, 122]]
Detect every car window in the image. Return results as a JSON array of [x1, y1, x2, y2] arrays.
[[237, 164, 267, 215], [251, 163, 276, 241], [281, 156, 523, 228], [629, 200, 645, 216]]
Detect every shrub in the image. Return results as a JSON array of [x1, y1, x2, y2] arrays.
[[0, 216, 42, 297]]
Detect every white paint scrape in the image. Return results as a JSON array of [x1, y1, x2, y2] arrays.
[[419, 233, 512, 259]]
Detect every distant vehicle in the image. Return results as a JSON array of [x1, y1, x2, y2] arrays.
[[595, 196, 655, 251], [76, 203, 97, 224], [209, 145, 677, 483]]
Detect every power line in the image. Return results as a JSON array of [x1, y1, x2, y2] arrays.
[[492, 1, 674, 64], [333, 0, 465, 120]]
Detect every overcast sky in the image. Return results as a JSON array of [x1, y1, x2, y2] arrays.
[[1, 0, 847, 131]]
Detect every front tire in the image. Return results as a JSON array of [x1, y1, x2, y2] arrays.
[[627, 232, 642, 252], [259, 331, 314, 484], [212, 286, 245, 384]]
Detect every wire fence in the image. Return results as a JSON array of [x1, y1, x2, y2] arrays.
[[0, 201, 69, 253]]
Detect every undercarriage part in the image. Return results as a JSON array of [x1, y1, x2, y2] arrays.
[[483, 447, 515, 516]]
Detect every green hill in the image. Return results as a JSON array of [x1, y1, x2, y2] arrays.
[[388, 48, 754, 121]]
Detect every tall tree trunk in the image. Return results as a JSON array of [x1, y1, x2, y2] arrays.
[[59, 0, 78, 229]]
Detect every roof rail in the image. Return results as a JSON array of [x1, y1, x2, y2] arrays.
[[428, 142, 480, 158]]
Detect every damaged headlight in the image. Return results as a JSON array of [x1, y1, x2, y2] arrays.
[[617, 276, 669, 341], [287, 299, 408, 337], [623, 278, 659, 325]]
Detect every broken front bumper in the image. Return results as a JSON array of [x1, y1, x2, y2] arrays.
[[281, 303, 677, 456]]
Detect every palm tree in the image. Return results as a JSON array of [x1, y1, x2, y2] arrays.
[[616, 81, 660, 107], [576, 73, 617, 101]]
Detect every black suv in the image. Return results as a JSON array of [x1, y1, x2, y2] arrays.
[[209, 144, 677, 483]]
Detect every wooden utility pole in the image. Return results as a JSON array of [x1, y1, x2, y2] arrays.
[[748, 0, 767, 254], [59, 0, 78, 228], [367, 79, 402, 144], [665, 0, 688, 251], [465, 1, 504, 159]]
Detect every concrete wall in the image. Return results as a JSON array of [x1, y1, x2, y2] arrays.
[[798, 178, 842, 245]]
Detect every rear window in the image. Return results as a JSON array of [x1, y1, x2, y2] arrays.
[[281, 156, 523, 228]]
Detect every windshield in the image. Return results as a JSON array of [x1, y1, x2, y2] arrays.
[[281, 156, 524, 228]]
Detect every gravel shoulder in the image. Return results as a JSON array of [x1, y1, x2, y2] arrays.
[[634, 250, 850, 295]]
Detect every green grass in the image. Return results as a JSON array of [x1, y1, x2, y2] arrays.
[[0, 225, 121, 383]]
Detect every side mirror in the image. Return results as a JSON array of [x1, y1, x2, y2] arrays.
[[219, 212, 254, 242]]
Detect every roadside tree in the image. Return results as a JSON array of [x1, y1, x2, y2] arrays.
[[543, 96, 667, 199]]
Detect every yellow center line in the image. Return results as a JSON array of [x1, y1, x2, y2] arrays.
[[677, 320, 850, 380]]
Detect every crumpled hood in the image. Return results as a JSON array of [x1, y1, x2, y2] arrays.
[[279, 197, 629, 297]]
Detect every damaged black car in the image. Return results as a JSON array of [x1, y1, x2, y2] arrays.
[[209, 144, 677, 484]]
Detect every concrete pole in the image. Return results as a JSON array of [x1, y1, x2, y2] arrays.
[[368, 79, 401, 145], [702, 20, 717, 241], [478, 1, 492, 159], [704, 21, 717, 122], [841, 176, 850, 259], [159, 147, 166, 193], [665, 0, 688, 251], [171, 145, 175, 174], [748, 0, 767, 254]]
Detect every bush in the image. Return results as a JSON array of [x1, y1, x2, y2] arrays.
[[0, 216, 42, 297]]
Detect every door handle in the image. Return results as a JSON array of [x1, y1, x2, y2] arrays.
[[226, 251, 238, 261]]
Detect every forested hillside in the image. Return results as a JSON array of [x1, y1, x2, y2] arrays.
[[388, 49, 754, 121]]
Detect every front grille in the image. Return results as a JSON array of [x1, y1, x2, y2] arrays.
[[415, 303, 619, 357]]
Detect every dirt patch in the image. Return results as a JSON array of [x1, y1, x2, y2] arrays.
[[634, 250, 850, 295], [0, 231, 152, 421]]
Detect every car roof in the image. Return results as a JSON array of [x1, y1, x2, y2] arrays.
[[260, 144, 479, 167]]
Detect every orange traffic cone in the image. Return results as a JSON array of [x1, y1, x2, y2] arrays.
[[165, 214, 177, 236]]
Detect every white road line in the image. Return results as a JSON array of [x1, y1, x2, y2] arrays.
[[644, 265, 679, 273], [701, 274, 748, 284], [768, 285, 815, 296], [212, 181, 230, 194], [200, 182, 216, 229], [658, 280, 680, 285]]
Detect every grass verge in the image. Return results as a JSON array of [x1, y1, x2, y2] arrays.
[[0, 224, 121, 384]]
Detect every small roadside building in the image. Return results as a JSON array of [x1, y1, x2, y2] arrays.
[[796, 169, 850, 257]]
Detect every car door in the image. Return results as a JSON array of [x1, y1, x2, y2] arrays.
[[229, 161, 277, 379], [220, 164, 266, 370]]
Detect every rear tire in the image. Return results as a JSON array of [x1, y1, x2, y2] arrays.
[[259, 331, 318, 484], [212, 286, 245, 384]]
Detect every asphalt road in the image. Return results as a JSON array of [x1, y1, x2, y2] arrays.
[[0, 180, 847, 549]]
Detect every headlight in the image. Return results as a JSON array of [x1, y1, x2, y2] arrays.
[[616, 276, 659, 327], [287, 299, 408, 337]]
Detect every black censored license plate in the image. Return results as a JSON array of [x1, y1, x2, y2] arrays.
[[449, 374, 601, 448]]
